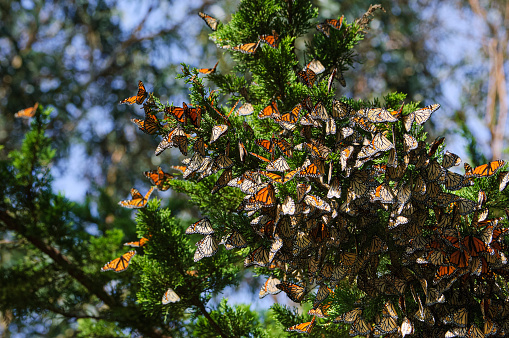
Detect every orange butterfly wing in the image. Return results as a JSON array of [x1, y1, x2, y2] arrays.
[[124, 238, 149, 247], [198, 12, 218, 31], [14, 102, 39, 118], [233, 41, 260, 54], [120, 81, 147, 105], [286, 317, 316, 334], [101, 251, 136, 272], [185, 106, 202, 128], [256, 139, 274, 153], [198, 61, 219, 74], [254, 184, 276, 207], [471, 160, 505, 178], [118, 187, 155, 209], [166, 104, 187, 123], [258, 101, 279, 119]]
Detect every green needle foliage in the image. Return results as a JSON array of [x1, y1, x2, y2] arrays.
[[109, 0, 509, 336], [4, 0, 509, 337]]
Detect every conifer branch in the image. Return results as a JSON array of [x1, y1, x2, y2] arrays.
[[45, 304, 105, 320], [191, 296, 228, 338], [0, 211, 117, 307]]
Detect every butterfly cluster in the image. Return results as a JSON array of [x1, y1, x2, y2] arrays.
[[103, 11, 509, 336]]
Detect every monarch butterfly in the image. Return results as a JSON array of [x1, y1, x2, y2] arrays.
[[211, 169, 232, 194], [276, 103, 301, 125], [365, 107, 398, 123], [191, 137, 206, 157], [434, 265, 456, 283], [313, 284, 332, 308], [14, 102, 39, 118], [325, 116, 337, 135], [327, 68, 337, 93], [144, 166, 173, 191], [185, 105, 202, 128], [198, 61, 219, 74], [456, 197, 477, 215], [247, 152, 269, 164], [266, 156, 290, 172], [219, 230, 246, 250], [309, 302, 331, 318], [193, 234, 219, 262], [300, 114, 322, 127], [372, 132, 394, 152], [101, 250, 136, 272], [293, 231, 312, 256], [296, 183, 311, 203], [403, 134, 418, 153], [118, 187, 155, 209], [165, 104, 186, 123], [210, 124, 228, 143], [253, 184, 276, 207], [297, 68, 317, 88], [462, 235, 489, 257], [155, 127, 186, 156], [305, 59, 325, 74], [259, 275, 282, 298], [268, 235, 283, 261], [124, 237, 149, 247], [213, 153, 233, 170], [402, 104, 440, 131], [244, 246, 271, 267], [298, 160, 322, 178], [382, 301, 398, 319], [349, 318, 371, 336], [255, 138, 274, 154], [332, 99, 354, 119], [376, 316, 398, 334], [286, 317, 316, 334], [310, 101, 329, 121], [443, 171, 468, 191], [131, 113, 160, 135], [258, 30, 279, 48], [273, 138, 293, 158], [325, 17, 344, 30], [259, 170, 298, 184], [161, 288, 180, 304], [186, 218, 214, 235], [232, 41, 260, 54], [465, 160, 505, 178], [334, 308, 362, 324], [425, 160, 444, 182], [276, 282, 307, 303], [173, 135, 189, 156], [237, 102, 254, 116], [316, 16, 343, 37], [198, 12, 219, 31], [351, 115, 377, 133], [258, 101, 279, 119], [120, 80, 147, 105], [443, 308, 468, 327], [304, 195, 331, 212], [400, 317, 414, 337], [327, 177, 341, 199], [316, 22, 331, 37], [427, 136, 445, 158]]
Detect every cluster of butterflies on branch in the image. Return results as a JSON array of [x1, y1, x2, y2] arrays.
[[96, 11, 509, 338]]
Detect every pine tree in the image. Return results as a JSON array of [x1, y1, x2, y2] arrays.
[[6, 0, 509, 337], [114, 0, 509, 336]]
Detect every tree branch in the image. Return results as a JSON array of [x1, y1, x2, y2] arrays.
[[191, 296, 228, 338], [45, 304, 105, 320], [0, 211, 118, 308]]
